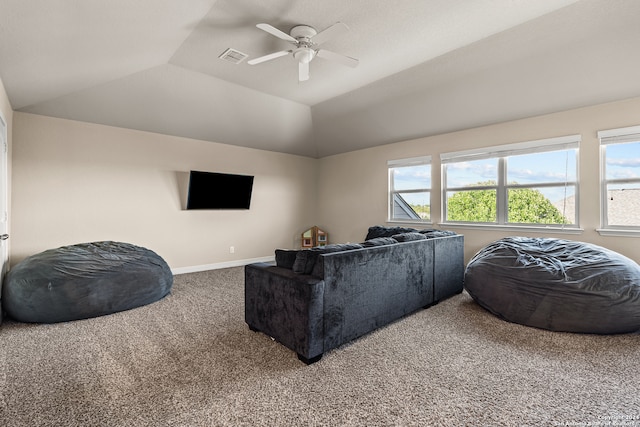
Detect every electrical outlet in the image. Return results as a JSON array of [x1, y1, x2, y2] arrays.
[[229, 246, 235, 254]]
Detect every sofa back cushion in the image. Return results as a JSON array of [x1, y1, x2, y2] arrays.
[[362, 237, 398, 247], [392, 232, 427, 242], [292, 243, 364, 275], [419, 229, 457, 239], [292, 250, 313, 274], [365, 225, 418, 240], [275, 249, 299, 269]]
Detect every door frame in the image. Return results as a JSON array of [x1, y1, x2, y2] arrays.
[[0, 112, 7, 322], [0, 113, 8, 271]]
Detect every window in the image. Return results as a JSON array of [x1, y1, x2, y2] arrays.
[[598, 125, 640, 233], [388, 156, 431, 222], [441, 135, 580, 228]]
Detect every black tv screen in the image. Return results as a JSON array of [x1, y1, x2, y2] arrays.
[[186, 171, 254, 210]]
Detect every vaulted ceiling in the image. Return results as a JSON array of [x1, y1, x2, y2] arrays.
[[1, 0, 639, 158]]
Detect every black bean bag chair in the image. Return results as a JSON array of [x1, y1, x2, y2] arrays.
[[2, 241, 173, 323], [464, 237, 640, 334]]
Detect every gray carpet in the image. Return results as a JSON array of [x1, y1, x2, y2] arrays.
[[1, 267, 639, 426]]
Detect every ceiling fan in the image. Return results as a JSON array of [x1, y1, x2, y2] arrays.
[[247, 22, 359, 82]]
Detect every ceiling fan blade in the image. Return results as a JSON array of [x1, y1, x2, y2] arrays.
[[247, 50, 291, 65], [311, 22, 349, 46], [316, 49, 359, 68], [256, 23, 297, 43], [299, 61, 309, 82]]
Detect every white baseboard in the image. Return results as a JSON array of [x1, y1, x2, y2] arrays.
[[171, 256, 275, 275]]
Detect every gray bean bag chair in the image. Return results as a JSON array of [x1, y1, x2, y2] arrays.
[[2, 241, 173, 323], [464, 237, 640, 334]]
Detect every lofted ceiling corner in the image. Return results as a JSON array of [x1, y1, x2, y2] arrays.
[[0, 0, 219, 109], [311, 0, 640, 157], [20, 64, 317, 157]]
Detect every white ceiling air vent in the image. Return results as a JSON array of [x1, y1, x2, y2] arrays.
[[218, 48, 249, 64]]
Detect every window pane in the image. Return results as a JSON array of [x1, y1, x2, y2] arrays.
[[392, 164, 430, 191], [507, 186, 575, 224], [606, 142, 640, 180], [507, 150, 577, 184], [446, 190, 496, 222], [607, 183, 640, 226], [445, 159, 497, 188], [389, 160, 431, 222], [442, 136, 581, 227], [393, 191, 430, 220], [546, 186, 576, 224]]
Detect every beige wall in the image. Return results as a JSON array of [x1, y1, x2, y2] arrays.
[[9, 97, 640, 271], [318, 97, 640, 264], [11, 113, 318, 270]]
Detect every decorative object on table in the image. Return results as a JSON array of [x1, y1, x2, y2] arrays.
[[301, 226, 328, 248]]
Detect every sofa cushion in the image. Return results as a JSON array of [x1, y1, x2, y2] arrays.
[[365, 225, 418, 240], [293, 243, 364, 275], [275, 249, 299, 269], [392, 232, 427, 242], [362, 237, 398, 247], [418, 229, 457, 239], [310, 243, 365, 277], [292, 250, 313, 274]]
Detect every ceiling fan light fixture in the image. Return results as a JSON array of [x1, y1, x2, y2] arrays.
[[293, 47, 316, 64]]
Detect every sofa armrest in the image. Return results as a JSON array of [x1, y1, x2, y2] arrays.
[[244, 263, 325, 361]]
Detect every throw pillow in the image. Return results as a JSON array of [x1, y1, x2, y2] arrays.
[[362, 237, 398, 247], [275, 249, 299, 269], [293, 243, 364, 275], [292, 250, 312, 274], [392, 232, 427, 242], [365, 225, 418, 240], [418, 229, 457, 239]]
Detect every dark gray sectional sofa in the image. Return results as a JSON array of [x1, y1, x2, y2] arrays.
[[245, 226, 464, 364]]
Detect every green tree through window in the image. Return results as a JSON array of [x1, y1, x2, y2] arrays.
[[447, 189, 497, 222], [507, 188, 568, 224], [447, 181, 569, 224]]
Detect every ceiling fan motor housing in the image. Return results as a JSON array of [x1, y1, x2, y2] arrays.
[[291, 25, 318, 64], [290, 25, 318, 42]]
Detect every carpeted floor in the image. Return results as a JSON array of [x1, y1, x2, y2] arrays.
[[1, 267, 639, 426]]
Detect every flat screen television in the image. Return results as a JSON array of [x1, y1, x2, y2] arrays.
[[186, 171, 254, 210]]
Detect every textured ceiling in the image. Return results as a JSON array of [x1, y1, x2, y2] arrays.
[[1, 0, 639, 158]]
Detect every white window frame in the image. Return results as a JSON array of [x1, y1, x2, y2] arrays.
[[440, 135, 581, 232], [597, 125, 640, 237], [387, 156, 432, 224]]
